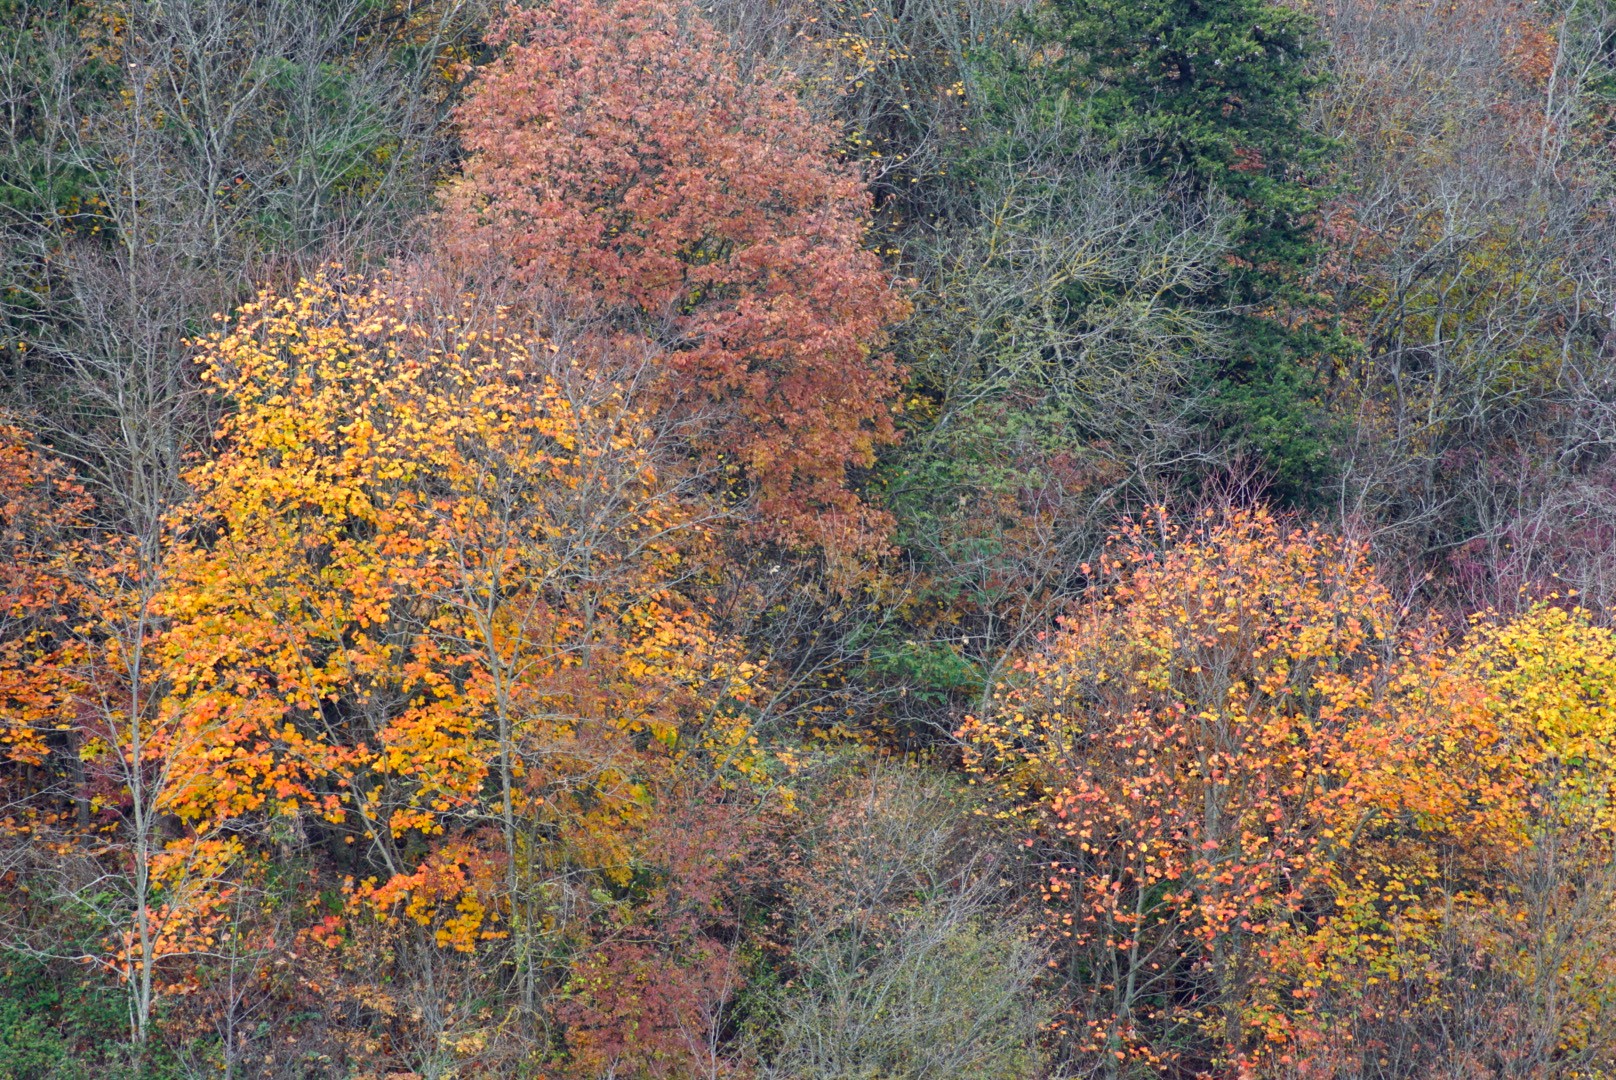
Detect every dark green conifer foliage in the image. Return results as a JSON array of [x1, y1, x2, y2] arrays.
[[984, 0, 1341, 501], [1033, 0, 1325, 277]]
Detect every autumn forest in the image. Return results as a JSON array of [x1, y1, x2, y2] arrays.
[[3, 0, 1616, 1076]]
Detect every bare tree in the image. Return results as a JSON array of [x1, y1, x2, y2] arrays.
[[0, 0, 484, 535], [1312, 0, 1616, 614], [760, 758, 1049, 1080]]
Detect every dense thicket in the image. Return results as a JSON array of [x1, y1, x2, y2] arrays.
[[3, 0, 1616, 1077]]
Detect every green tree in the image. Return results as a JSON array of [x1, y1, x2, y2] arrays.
[[976, 0, 1340, 501], [1015, 0, 1324, 276]]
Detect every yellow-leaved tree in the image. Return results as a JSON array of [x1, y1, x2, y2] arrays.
[[150, 272, 764, 1046], [1450, 604, 1616, 1071]]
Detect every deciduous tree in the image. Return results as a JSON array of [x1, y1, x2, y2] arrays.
[[442, 0, 909, 551]]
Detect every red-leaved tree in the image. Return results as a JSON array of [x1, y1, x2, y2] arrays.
[[442, 0, 909, 551]]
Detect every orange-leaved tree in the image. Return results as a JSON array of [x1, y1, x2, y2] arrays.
[[154, 272, 764, 1028], [1291, 602, 1616, 1075], [0, 422, 242, 1050], [959, 508, 1536, 1075], [0, 423, 92, 774], [442, 0, 909, 552]]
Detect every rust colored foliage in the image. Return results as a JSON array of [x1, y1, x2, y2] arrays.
[[553, 792, 765, 1080], [442, 0, 909, 551], [959, 509, 1542, 1074], [0, 424, 91, 770], [961, 510, 1396, 1070]]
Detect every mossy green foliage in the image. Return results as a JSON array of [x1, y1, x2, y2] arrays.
[[0, 955, 180, 1080]]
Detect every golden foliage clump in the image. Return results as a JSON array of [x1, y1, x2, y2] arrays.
[[157, 271, 762, 947]]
